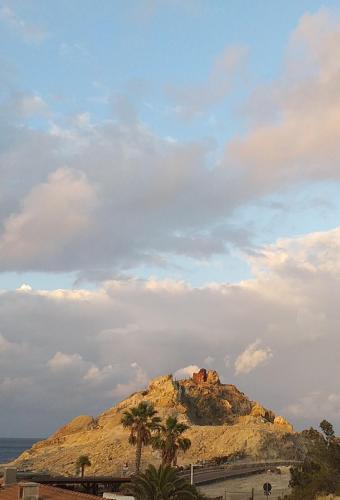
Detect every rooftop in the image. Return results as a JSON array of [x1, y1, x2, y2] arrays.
[[0, 484, 99, 500]]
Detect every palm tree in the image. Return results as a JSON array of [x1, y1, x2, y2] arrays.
[[122, 464, 206, 499], [152, 416, 191, 466], [121, 401, 161, 472], [75, 455, 91, 477]]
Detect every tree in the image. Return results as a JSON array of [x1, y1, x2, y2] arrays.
[[288, 420, 340, 499], [75, 455, 91, 477], [121, 401, 161, 472], [151, 416, 191, 466], [320, 419, 335, 443], [122, 464, 206, 499]]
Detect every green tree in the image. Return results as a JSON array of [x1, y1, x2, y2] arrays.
[[122, 464, 206, 499], [121, 401, 161, 472], [320, 419, 335, 443], [288, 420, 340, 499], [151, 416, 191, 466], [75, 455, 91, 477]]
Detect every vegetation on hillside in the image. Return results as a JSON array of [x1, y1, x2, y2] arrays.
[[75, 455, 91, 477], [122, 464, 206, 499], [286, 420, 340, 499], [151, 415, 191, 466], [121, 401, 161, 472]]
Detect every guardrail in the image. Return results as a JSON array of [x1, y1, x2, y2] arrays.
[[177, 459, 302, 486]]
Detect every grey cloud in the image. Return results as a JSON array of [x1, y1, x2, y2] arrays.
[[0, 227, 340, 435], [3, 11, 340, 275], [0, 107, 251, 273]]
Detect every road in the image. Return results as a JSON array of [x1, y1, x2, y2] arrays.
[[178, 460, 301, 486]]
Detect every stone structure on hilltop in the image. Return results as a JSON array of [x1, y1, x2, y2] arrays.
[[192, 368, 220, 385], [192, 368, 208, 384], [12, 368, 304, 476]]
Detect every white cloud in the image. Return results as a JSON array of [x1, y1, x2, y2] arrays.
[[229, 9, 340, 188], [83, 364, 116, 384], [0, 168, 96, 271], [0, 226, 339, 434], [47, 352, 83, 371], [1, 10, 340, 279], [234, 340, 273, 375], [17, 283, 32, 292], [174, 365, 200, 379], [3, 7, 340, 437]]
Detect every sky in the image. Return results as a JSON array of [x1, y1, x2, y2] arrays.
[[1, 0, 340, 437]]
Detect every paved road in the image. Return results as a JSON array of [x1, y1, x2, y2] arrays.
[[16, 460, 301, 489], [178, 460, 301, 486]]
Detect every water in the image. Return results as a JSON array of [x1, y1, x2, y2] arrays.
[[0, 438, 42, 464]]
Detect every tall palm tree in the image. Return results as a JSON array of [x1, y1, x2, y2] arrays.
[[75, 455, 91, 477], [121, 401, 161, 472], [151, 416, 191, 466], [122, 464, 206, 499]]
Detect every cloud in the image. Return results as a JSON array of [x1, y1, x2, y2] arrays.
[[0, 333, 13, 352], [83, 364, 116, 385], [0, 168, 97, 271], [111, 363, 148, 399], [229, 9, 340, 188], [3, 9, 340, 276], [0, 5, 47, 43], [0, 227, 339, 434], [286, 392, 340, 420], [2, 7, 340, 437], [174, 365, 200, 379], [234, 340, 273, 375], [166, 45, 248, 118], [1, 92, 50, 120], [47, 352, 84, 371], [0, 107, 250, 273]]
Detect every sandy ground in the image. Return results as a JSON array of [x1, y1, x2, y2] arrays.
[[198, 466, 291, 499]]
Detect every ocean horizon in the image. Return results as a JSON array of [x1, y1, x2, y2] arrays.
[[0, 438, 43, 464]]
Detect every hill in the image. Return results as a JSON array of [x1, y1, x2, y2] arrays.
[[14, 368, 305, 474]]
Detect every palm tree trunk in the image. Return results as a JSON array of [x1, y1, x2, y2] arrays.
[[164, 450, 173, 467], [162, 449, 168, 467], [135, 434, 143, 473], [81, 465, 85, 478]]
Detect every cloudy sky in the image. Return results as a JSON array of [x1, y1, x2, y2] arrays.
[[1, 0, 340, 437]]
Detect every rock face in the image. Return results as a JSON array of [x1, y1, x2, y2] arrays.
[[192, 368, 220, 385], [14, 368, 304, 475]]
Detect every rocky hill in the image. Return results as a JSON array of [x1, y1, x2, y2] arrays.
[[14, 368, 305, 475]]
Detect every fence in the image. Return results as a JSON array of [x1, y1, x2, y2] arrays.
[[214, 489, 288, 499]]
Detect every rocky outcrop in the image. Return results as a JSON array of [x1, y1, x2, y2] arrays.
[[274, 416, 294, 432], [250, 403, 275, 422], [13, 368, 303, 475], [192, 368, 221, 385]]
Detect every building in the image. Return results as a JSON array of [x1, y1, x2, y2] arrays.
[[0, 482, 101, 500]]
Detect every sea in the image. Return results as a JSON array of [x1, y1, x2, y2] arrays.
[[0, 438, 42, 464]]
